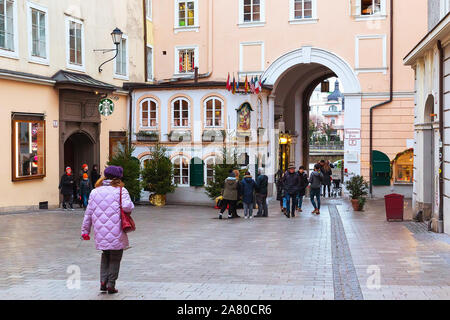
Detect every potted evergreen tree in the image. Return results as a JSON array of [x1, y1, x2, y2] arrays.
[[345, 175, 369, 211], [141, 143, 176, 207]]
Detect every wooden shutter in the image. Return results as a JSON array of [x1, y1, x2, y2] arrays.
[[190, 157, 204, 187]]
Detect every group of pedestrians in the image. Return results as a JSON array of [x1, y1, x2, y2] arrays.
[[219, 168, 269, 220], [58, 164, 101, 210], [277, 159, 334, 217]]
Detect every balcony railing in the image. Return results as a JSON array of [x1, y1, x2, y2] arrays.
[[310, 142, 344, 151]]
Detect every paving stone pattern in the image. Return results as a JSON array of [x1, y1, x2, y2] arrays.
[[0, 198, 449, 300], [328, 205, 363, 300]]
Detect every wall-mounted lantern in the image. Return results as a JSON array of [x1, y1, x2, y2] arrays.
[[95, 28, 124, 73]]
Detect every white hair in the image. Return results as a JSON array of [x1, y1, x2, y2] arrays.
[[258, 167, 265, 175]]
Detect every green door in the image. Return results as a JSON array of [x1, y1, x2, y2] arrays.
[[372, 150, 391, 186], [190, 157, 204, 187]]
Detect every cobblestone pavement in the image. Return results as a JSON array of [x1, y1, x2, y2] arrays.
[[0, 198, 449, 300]]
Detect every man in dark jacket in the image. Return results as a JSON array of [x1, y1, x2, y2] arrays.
[[59, 167, 75, 211], [281, 163, 300, 218], [240, 172, 257, 219], [297, 166, 309, 213], [255, 168, 269, 218]]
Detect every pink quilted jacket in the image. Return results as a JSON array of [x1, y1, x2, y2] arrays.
[[81, 181, 134, 251]]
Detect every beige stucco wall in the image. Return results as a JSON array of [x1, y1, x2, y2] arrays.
[[0, 79, 60, 211], [99, 93, 129, 173], [0, 0, 145, 85]]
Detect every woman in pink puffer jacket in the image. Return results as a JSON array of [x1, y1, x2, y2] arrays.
[[81, 165, 134, 294]]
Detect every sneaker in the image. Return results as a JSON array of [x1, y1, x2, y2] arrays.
[[244, 216, 248, 220], [249, 216, 253, 219], [228, 214, 232, 219], [312, 209, 318, 214], [298, 208, 303, 213], [317, 210, 321, 215], [219, 214, 223, 220]]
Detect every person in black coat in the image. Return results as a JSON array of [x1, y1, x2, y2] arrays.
[[59, 167, 75, 210], [297, 166, 309, 213], [281, 163, 300, 218], [321, 161, 333, 198], [255, 168, 269, 218], [90, 164, 101, 189]]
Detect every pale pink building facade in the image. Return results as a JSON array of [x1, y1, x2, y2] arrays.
[[130, 0, 428, 203]]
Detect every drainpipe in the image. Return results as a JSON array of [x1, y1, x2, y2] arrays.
[[437, 40, 444, 227], [128, 89, 134, 147], [143, 0, 148, 82], [369, 0, 393, 196]]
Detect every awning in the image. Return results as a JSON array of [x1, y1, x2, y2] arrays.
[[52, 70, 118, 92]]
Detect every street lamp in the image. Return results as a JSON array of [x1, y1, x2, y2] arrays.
[[95, 27, 124, 73]]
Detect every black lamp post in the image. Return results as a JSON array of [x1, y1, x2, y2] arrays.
[[96, 27, 123, 73]]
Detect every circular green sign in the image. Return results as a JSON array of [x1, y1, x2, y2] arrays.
[[99, 98, 115, 116]]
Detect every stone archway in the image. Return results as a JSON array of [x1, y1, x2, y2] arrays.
[[422, 94, 435, 220], [64, 132, 95, 178], [263, 46, 362, 178]]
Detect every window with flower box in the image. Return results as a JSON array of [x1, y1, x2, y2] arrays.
[[141, 98, 158, 128], [172, 98, 190, 128], [204, 97, 223, 128]]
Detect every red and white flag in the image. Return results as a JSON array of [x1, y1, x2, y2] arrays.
[[226, 73, 231, 91]]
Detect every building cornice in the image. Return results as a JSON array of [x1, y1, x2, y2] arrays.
[[404, 12, 450, 65]]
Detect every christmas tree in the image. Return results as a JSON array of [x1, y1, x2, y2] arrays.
[[205, 146, 240, 200], [141, 143, 176, 196], [108, 142, 141, 202]]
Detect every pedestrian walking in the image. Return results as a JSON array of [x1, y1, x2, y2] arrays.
[[240, 172, 256, 219], [219, 172, 239, 220], [297, 166, 309, 213], [310, 164, 324, 215], [81, 165, 134, 294], [255, 168, 269, 218], [79, 173, 92, 209], [59, 167, 75, 211], [91, 164, 101, 189], [281, 163, 300, 218], [231, 169, 242, 218], [275, 170, 284, 212], [321, 161, 333, 198]]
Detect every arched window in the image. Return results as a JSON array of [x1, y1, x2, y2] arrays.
[[204, 97, 223, 128], [173, 156, 189, 186], [172, 98, 190, 128], [393, 149, 414, 184], [140, 98, 158, 128], [204, 157, 216, 184]]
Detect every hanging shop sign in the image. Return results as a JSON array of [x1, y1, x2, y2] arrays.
[[98, 98, 115, 116]]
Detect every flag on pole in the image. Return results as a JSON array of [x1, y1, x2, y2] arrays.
[[226, 73, 231, 91], [236, 76, 240, 92], [250, 76, 256, 94], [232, 74, 236, 94], [245, 75, 249, 93], [254, 76, 260, 94]]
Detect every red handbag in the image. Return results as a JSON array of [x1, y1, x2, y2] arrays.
[[120, 187, 136, 233]]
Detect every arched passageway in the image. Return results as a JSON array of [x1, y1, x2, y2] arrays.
[[64, 132, 95, 178], [263, 47, 362, 178]]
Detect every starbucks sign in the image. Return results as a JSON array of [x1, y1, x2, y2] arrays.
[[98, 98, 115, 116]]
